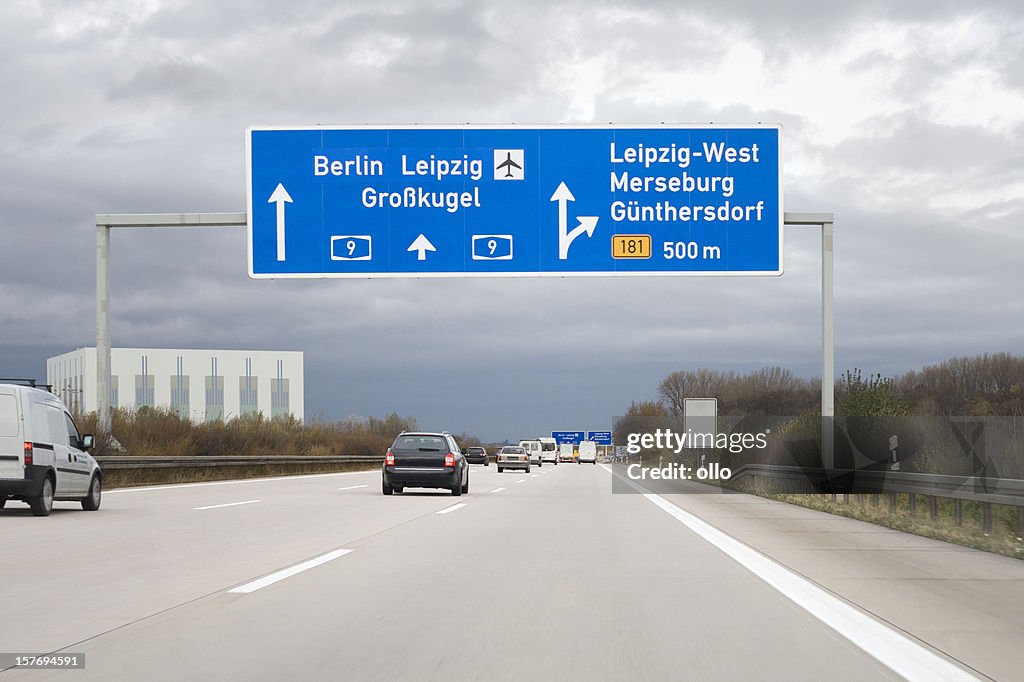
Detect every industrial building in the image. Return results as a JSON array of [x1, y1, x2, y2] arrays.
[[46, 348, 304, 423]]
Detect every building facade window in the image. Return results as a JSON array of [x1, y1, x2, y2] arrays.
[[135, 376, 154, 407], [205, 377, 224, 422], [170, 356, 189, 419], [239, 357, 258, 417], [171, 377, 190, 420], [205, 356, 223, 422], [135, 355, 154, 408], [271, 378, 290, 419], [240, 378, 258, 416]]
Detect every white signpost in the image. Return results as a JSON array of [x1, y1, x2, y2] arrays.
[[684, 398, 719, 444]]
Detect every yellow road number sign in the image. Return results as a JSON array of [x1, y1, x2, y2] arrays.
[[612, 234, 652, 259]]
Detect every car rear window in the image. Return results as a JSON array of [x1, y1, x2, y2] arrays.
[[501, 447, 524, 454], [394, 435, 447, 451], [466, 447, 484, 453]]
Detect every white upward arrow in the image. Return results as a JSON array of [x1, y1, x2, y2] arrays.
[[550, 181, 598, 259], [268, 183, 293, 261], [407, 234, 436, 261]]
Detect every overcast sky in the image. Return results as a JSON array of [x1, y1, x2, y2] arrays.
[[2, 1, 1022, 441]]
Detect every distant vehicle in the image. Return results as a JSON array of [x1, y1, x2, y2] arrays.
[[0, 381, 101, 516], [578, 441, 597, 464], [539, 437, 559, 464], [558, 442, 576, 463], [464, 446, 489, 466], [497, 446, 529, 473], [518, 439, 543, 467], [382, 431, 468, 496]]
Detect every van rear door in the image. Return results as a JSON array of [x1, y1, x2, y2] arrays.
[[0, 388, 23, 479]]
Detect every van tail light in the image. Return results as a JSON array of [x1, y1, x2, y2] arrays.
[[23, 442, 33, 466], [444, 452, 455, 467], [385, 450, 395, 466]]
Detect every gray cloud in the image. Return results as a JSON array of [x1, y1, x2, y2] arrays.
[[108, 60, 229, 105]]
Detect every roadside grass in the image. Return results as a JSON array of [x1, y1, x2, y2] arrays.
[[773, 493, 1024, 560]]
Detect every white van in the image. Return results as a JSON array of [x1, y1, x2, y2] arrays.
[[518, 439, 543, 467], [0, 382, 102, 516], [578, 441, 597, 464], [539, 437, 559, 464]]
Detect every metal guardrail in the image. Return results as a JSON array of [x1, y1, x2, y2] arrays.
[[731, 465, 1024, 505], [730, 464, 1024, 532], [95, 455, 384, 470]]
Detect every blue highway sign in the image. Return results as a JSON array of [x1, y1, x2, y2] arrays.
[[587, 431, 612, 445], [247, 125, 782, 278], [552, 431, 586, 445]]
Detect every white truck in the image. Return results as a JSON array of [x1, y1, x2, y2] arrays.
[[558, 442, 576, 463], [578, 440, 598, 464], [0, 382, 102, 516]]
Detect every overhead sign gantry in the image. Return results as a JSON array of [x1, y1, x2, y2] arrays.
[[102, 124, 838, 470]]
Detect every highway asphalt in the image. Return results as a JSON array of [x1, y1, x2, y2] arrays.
[[1, 462, 1018, 680]]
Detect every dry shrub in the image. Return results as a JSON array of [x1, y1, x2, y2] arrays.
[[76, 409, 417, 457]]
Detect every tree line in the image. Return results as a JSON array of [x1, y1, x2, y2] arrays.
[[633, 353, 1024, 418]]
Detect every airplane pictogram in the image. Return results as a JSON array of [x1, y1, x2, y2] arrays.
[[496, 152, 522, 178], [493, 149, 525, 180]]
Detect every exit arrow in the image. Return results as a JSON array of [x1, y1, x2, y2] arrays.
[[407, 233, 436, 261], [551, 182, 598, 259], [566, 216, 599, 256], [268, 183, 293, 261]]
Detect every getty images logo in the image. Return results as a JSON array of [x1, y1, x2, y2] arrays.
[[626, 428, 769, 455]]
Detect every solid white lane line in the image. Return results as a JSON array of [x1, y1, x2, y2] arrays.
[[515, 479, 527, 484], [109, 470, 376, 494], [338, 484, 369, 491], [607, 465, 979, 682], [228, 549, 353, 594], [436, 503, 467, 515], [531, 474, 539, 478], [491, 487, 506, 493], [193, 500, 261, 510]]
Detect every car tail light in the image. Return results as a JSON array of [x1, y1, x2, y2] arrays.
[[444, 452, 455, 467], [385, 450, 395, 466], [23, 442, 33, 466]]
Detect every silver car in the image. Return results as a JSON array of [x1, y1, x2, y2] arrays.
[[496, 446, 530, 473]]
